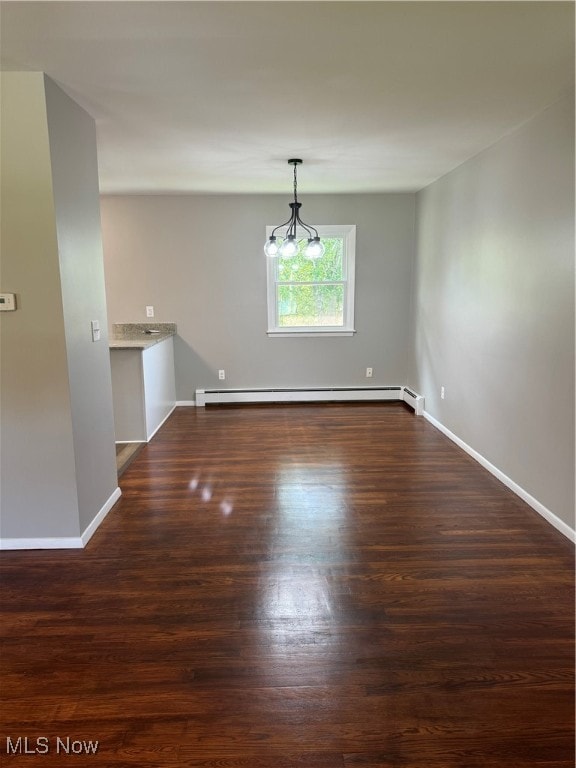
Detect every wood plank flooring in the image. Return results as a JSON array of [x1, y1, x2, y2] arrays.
[[1, 403, 574, 767]]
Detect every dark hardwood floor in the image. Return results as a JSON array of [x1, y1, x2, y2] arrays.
[[1, 403, 574, 767]]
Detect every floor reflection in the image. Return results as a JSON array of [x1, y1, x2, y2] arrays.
[[259, 463, 347, 623], [254, 462, 351, 687]]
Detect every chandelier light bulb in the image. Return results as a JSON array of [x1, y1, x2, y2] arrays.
[[279, 236, 298, 258], [264, 237, 279, 257], [305, 237, 325, 260]]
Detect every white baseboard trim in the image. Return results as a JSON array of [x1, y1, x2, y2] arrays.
[[423, 411, 575, 543], [146, 404, 176, 441], [0, 536, 84, 550], [176, 400, 196, 407], [0, 487, 122, 551], [81, 486, 122, 547]]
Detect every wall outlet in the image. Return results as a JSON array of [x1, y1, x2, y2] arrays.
[[441, 386, 445, 400], [218, 369, 226, 380], [146, 305, 154, 318], [366, 367, 373, 378]]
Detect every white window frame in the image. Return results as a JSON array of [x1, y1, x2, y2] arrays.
[[266, 224, 356, 337]]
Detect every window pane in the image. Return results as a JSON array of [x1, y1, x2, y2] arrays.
[[278, 284, 344, 327], [277, 237, 343, 283]]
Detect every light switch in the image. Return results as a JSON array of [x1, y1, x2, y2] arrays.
[[0, 293, 16, 311], [91, 320, 101, 342], [146, 305, 154, 318]]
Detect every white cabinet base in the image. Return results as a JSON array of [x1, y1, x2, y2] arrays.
[[110, 337, 176, 442]]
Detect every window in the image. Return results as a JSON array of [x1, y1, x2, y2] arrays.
[[266, 224, 356, 337]]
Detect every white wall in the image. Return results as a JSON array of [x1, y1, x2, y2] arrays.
[[101, 194, 416, 401], [409, 93, 575, 531]]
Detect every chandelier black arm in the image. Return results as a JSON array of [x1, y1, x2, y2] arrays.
[[270, 213, 296, 239], [287, 212, 298, 240], [295, 209, 317, 239], [270, 211, 318, 240]]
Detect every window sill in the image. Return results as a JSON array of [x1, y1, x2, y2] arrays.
[[267, 329, 356, 338]]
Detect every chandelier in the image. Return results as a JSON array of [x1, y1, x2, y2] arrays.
[[264, 159, 325, 260]]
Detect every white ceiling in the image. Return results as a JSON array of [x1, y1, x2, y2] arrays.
[[1, 1, 573, 194]]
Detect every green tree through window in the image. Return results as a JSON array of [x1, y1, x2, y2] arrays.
[[277, 237, 344, 326]]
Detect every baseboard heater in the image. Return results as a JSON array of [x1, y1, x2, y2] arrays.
[[195, 386, 424, 414]]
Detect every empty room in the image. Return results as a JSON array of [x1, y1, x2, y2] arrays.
[[0, 2, 574, 766]]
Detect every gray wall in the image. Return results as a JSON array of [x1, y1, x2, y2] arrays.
[[1, 72, 79, 538], [101, 194, 416, 401], [0, 73, 118, 541], [44, 77, 118, 533], [408, 93, 575, 529]]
